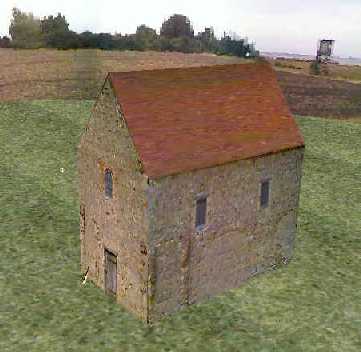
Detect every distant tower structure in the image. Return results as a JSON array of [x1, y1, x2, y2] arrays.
[[316, 39, 335, 63]]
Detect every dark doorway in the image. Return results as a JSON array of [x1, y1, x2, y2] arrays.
[[104, 249, 117, 296]]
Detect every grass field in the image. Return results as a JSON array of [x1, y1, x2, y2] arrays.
[[0, 100, 360, 351]]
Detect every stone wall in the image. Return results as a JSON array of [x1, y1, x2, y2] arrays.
[[77, 78, 304, 323], [77, 79, 150, 321], [147, 147, 304, 320]]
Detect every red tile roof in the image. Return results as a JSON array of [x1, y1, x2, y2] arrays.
[[108, 62, 304, 178]]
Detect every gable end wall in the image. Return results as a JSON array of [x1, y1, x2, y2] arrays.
[[77, 79, 150, 321]]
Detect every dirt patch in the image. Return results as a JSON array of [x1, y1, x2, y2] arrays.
[[276, 71, 361, 118], [0, 48, 244, 101], [1, 48, 361, 119]]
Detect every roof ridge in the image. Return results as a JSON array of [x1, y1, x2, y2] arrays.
[[108, 60, 266, 76], [107, 62, 304, 178]]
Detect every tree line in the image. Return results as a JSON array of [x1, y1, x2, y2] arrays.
[[1, 8, 259, 58]]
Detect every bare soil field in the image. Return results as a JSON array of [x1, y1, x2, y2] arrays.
[[277, 71, 361, 118], [0, 49, 244, 100], [1, 49, 361, 118]]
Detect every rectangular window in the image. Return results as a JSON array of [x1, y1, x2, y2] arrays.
[[260, 179, 270, 208], [195, 196, 207, 229], [104, 169, 113, 199], [80, 204, 85, 239], [80, 205, 86, 261]]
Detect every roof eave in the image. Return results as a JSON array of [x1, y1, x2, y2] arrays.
[[146, 143, 306, 181]]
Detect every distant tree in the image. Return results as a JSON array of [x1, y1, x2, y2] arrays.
[[6, 7, 259, 55], [159, 35, 202, 54], [40, 13, 70, 48], [122, 34, 137, 50], [168, 37, 189, 52], [160, 14, 194, 38], [0, 36, 11, 48], [112, 33, 125, 50], [78, 31, 99, 48], [158, 36, 172, 51], [197, 27, 218, 52], [106, 33, 137, 51], [217, 33, 248, 57], [97, 33, 114, 50], [135, 25, 158, 50], [60, 31, 82, 49], [310, 60, 321, 75], [9, 7, 44, 48], [198, 27, 215, 42]]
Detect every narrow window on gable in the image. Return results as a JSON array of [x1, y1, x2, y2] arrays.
[[195, 196, 207, 230], [260, 179, 270, 208], [80, 204, 86, 238], [104, 169, 113, 199]]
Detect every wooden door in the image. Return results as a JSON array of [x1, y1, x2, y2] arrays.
[[105, 249, 117, 296]]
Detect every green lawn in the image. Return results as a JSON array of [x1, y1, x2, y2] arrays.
[[0, 101, 360, 351]]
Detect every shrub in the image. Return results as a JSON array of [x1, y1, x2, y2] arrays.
[[310, 61, 321, 75]]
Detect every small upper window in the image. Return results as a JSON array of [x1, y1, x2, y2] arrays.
[[80, 204, 86, 235], [104, 169, 113, 199], [260, 179, 270, 208], [195, 196, 207, 229]]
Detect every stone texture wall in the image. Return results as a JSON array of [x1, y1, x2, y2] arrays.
[[146, 147, 304, 321], [77, 79, 150, 321], [77, 77, 304, 323]]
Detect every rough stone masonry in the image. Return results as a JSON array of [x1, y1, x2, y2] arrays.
[[77, 62, 305, 323]]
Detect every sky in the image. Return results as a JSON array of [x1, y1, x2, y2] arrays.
[[1, 0, 360, 57]]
